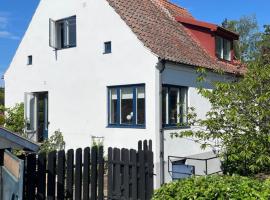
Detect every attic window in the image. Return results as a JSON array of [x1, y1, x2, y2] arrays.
[[27, 55, 33, 65], [49, 16, 77, 50], [104, 41, 112, 54], [216, 36, 231, 61]]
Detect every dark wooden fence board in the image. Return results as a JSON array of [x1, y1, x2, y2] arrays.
[[66, 149, 74, 199], [75, 148, 82, 200], [47, 151, 56, 200], [57, 150, 65, 200], [83, 147, 90, 200], [37, 152, 46, 200], [23, 140, 154, 200]]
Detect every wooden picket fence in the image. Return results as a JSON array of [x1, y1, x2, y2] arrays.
[[23, 140, 154, 200]]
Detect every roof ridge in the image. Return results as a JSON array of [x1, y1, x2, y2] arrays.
[[161, 0, 189, 12]]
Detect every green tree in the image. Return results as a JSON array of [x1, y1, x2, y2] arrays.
[[0, 88, 5, 106], [257, 25, 270, 63], [222, 15, 260, 61], [4, 103, 25, 135], [173, 62, 270, 175]]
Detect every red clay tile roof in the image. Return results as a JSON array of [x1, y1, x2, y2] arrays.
[[106, 0, 245, 74]]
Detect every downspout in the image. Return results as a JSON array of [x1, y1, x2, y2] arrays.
[[157, 58, 166, 185]]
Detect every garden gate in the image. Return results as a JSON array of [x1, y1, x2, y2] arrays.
[[23, 140, 154, 200]]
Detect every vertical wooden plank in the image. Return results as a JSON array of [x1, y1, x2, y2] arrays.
[[47, 151, 57, 200], [66, 149, 74, 199], [147, 150, 154, 200], [122, 149, 129, 199], [138, 149, 145, 200], [57, 150, 66, 200], [149, 140, 152, 151], [144, 145, 149, 199], [138, 140, 142, 151], [75, 148, 82, 200], [113, 148, 121, 199], [107, 148, 113, 200], [143, 140, 148, 151], [26, 153, 37, 200], [130, 149, 137, 200], [83, 147, 90, 200], [91, 146, 98, 200], [98, 146, 104, 200], [37, 153, 46, 200]]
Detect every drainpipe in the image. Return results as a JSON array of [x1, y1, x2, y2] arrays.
[[157, 58, 166, 185]]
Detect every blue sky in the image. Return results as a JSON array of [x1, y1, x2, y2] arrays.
[[0, 0, 269, 86]]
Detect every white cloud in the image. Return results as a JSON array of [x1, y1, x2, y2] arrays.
[[0, 12, 19, 40], [0, 31, 19, 40], [0, 16, 8, 29]]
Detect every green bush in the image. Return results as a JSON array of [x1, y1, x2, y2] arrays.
[[152, 175, 270, 200]]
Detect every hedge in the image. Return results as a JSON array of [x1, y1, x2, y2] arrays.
[[152, 175, 270, 200]]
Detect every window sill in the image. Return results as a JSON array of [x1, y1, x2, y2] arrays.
[[54, 45, 77, 50], [107, 124, 146, 129], [162, 125, 191, 130]]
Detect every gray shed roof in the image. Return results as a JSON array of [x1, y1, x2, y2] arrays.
[[0, 127, 39, 152]]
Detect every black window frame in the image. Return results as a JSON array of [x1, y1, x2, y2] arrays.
[[162, 84, 189, 129], [215, 36, 232, 61], [49, 15, 77, 50], [107, 84, 146, 129]]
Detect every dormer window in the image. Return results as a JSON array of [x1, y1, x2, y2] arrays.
[[216, 36, 231, 61]]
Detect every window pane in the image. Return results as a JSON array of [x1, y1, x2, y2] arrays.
[[216, 36, 223, 59], [169, 88, 179, 124], [109, 89, 117, 124], [68, 17, 76, 46], [121, 88, 133, 124], [180, 88, 188, 124], [223, 39, 231, 61], [25, 93, 36, 131], [162, 87, 167, 125], [137, 87, 145, 125]]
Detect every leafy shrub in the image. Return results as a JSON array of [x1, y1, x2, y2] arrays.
[[152, 175, 270, 200], [3, 103, 25, 135], [39, 130, 65, 153]]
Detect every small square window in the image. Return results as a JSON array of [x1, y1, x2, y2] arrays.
[[27, 55, 33, 65], [104, 41, 112, 54]]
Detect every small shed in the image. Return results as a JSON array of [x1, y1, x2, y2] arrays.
[[0, 127, 39, 152]]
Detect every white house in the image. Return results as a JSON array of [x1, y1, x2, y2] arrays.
[[4, 0, 244, 186]]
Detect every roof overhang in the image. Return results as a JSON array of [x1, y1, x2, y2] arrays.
[[0, 127, 39, 152], [175, 16, 239, 40]]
